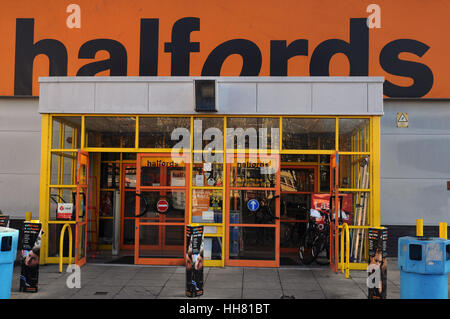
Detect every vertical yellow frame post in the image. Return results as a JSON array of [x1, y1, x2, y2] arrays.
[[38, 114, 51, 264], [371, 116, 381, 227]]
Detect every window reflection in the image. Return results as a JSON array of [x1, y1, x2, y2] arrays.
[[282, 118, 335, 150]]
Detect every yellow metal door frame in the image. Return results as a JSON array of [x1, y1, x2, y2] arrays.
[[38, 114, 382, 269]]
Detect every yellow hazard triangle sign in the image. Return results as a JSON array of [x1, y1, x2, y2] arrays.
[[396, 113, 408, 128]]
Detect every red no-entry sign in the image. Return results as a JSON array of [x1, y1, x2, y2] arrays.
[[156, 200, 169, 213]]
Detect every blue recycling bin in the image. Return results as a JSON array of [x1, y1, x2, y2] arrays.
[[0, 227, 19, 299], [398, 236, 450, 299]]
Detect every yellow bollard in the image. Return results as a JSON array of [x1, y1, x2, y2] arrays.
[[416, 219, 423, 237], [25, 212, 32, 221], [439, 222, 448, 239]]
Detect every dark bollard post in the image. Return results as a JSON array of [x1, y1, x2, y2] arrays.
[[186, 225, 204, 297]]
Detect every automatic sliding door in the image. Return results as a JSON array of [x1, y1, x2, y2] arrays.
[[134, 153, 189, 265], [226, 154, 280, 267]]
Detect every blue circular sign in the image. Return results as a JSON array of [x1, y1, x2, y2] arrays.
[[247, 199, 260, 212]]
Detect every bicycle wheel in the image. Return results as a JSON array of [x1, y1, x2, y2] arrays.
[[298, 231, 316, 265], [313, 235, 330, 266]]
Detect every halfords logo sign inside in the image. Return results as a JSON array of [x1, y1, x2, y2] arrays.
[[3, 1, 448, 98]]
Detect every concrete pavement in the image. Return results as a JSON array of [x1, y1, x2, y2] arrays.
[[9, 259, 449, 299]]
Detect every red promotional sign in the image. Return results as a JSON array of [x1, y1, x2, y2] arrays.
[[156, 200, 169, 213], [311, 193, 353, 213], [311, 193, 353, 225]]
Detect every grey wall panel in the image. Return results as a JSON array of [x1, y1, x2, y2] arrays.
[[368, 83, 383, 114], [39, 77, 384, 115], [0, 131, 41, 174], [0, 98, 41, 219], [382, 100, 450, 135], [381, 134, 450, 179], [312, 83, 367, 114], [381, 100, 450, 226], [95, 82, 148, 113], [0, 98, 40, 131], [217, 82, 257, 114], [149, 82, 194, 113], [41, 82, 95, 113], [39, 83, 60, 113], [381, 178, 450, 226], [0, 174, 40, 219], [257, 83, 311, 114]]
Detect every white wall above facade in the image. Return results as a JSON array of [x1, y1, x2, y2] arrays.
[[39, 76, 384, 115]]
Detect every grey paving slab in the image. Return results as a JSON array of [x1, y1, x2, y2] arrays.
[[81, 277, 131, 287], [244, 271, 279, 280], [102, 270, 142, 277], [243, 288, 283, 299], [157, 286, 199, 299], [10, 292, 33, 299], [282, 288, 326, 299], [137, 266, 178, 272], [319, 281, 367, 299], [127, 278, 169, 287], [347, 270, 367, 278], [209, 266, 243, 273], [204, 278, 243, 289], [96, 272, 137, 281], [243, 279, 281, 290], [278, 270, 319, 284], [387, 285, 401, 299], [25, 283, 80, 299], [131, 271, 174, 279], [278, 268, 319, 275], [279, 278, 319, 288], [165, 274, 187, 288], [388, 279, 400, 289], [205, 270, 243, 277], [245, 268, 279, 275], [79, 272, 104, 280], [200, 288, 243, 299], [132, 272, 176, 281], [388, 271, 401, 286], [206, 272, 244, 281], [113, 286, 161, 299], [35, 265, 63, 273], [352, 280, 369, 296], [71, 285, 123, 299], [281, 280, 322, 290]]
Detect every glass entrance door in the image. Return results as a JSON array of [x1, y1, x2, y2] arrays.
[[121, 163, 136, 250], [134, 153, 189, 265], [280, 165, 317, 261], [75, 150, 89, 266], [226, 154, 280, 267]]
